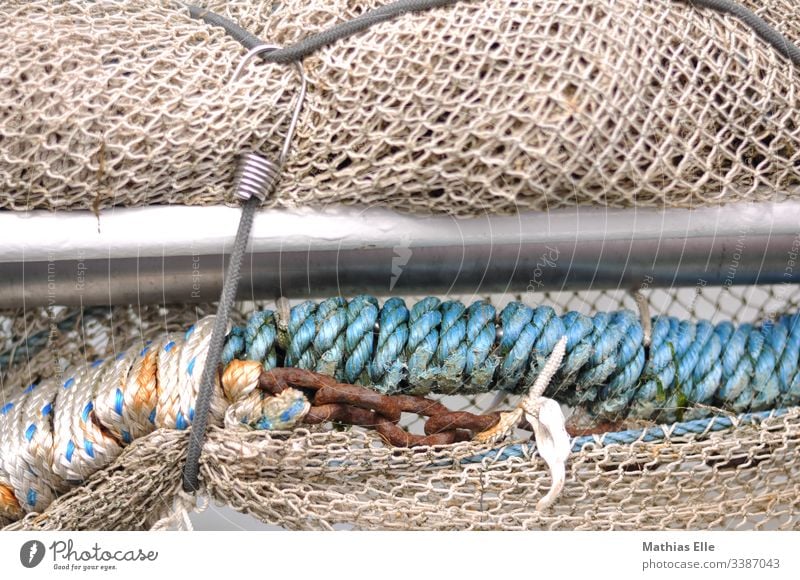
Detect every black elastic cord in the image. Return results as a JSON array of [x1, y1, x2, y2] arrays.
[[181, 0, 466, 493], [182, 197, 258, 492], [180, 0, 800, 493], [684, 0, 800, 66], [186, 5, 263, 50], [188, 0, 800, 68], [187, 0, 464, 62]]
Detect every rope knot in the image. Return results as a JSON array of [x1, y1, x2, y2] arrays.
[[221, 360, 310, 430], [476, 336, 571, 510]]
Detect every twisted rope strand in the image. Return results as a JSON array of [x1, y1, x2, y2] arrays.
[[0, 319, 310, 522], [223, 297, 800, 420]]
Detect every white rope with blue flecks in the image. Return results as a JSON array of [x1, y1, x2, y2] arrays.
[[0, 316, 314, 521]]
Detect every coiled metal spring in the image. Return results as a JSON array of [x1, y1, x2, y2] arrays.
[[234, 153, 280, 201]]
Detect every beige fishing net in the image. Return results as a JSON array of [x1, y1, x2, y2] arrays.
[[1, 286, 799, 530], [1, 0, 800, 214], [1, 0, 799, 531]]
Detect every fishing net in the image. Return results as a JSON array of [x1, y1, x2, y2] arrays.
[[2, 286, 799, 531], [1, 0, 800, 214], [1, 0, 799, 531]]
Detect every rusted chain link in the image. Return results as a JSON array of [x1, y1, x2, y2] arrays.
[[259, 368, 503, 447]]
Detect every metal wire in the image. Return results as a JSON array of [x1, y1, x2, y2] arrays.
[[230, 44, 308, 168]]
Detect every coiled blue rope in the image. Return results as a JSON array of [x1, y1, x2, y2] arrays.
[[221, 296, 800, 422]]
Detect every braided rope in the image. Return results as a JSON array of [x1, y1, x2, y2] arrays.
[[0, 317, 310, 522], [0, 380, 64, 517], [223, 296, 800, 421]]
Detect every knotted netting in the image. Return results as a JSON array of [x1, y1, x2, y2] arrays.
[[0, 0, 799, 530], [1, 0, 800, 213], [1, 286, 799, 531]]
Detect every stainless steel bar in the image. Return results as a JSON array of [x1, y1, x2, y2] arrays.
[[0, 202, 798, 307]]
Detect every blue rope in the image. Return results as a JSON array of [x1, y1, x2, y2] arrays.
[[458, 407, 792, 467], [344, 295, 379, 384], [370, 296, 408, 392], [222, 296, 800, 422]]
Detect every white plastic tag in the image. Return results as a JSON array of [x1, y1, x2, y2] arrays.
[[526, 397, 570, 511]]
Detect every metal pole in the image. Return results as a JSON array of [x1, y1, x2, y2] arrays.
[[0, 201, 798, 307]]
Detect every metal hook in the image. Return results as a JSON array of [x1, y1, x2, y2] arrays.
[[229, 44, 308, 201]]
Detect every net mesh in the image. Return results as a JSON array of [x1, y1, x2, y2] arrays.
[[2, 287, 799, 530], [1, 0, 799, 530], [1, 0, 800, 214]]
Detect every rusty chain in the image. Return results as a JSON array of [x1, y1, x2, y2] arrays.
[[259, 368, 504, 447], [256, 367, 606, 445]]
